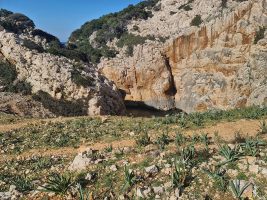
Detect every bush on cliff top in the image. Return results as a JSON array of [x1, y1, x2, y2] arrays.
[[0, 9, 35, 33]]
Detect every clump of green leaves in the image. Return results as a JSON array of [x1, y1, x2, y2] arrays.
[[136, 131, 151, 147], [41, 173, 73, 196], [218, 144, 242, 164], [240, 137, 265, 157], [254, 27, 266, 44], [175, 132, 187, 146], [172, 158, 190, 190], [229, 180, 251, 200], [77, 183, 91, 200], [156, 132, 170, 150], [11, 176, 34, 193], [190, 15, 203, 27], [122, 166, 136, 191], [204, 167, 228, 192], [180, 145, 196, 167]]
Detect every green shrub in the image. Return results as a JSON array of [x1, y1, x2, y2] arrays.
[[117, 33, 155, 57], [23, 39, 44, 53], [0, 11, 35, 33], [32, 90, 86, 116], [11, 176, 34, 193], [178, 0, 194, 10], [254, 27, 266, 44], [41, 173, 73, 196], [32, 29, 59, 43], [190, 15, 203, 27], [71, 69, 95, 87], [9, 80, 32, 95], [0, 61, 17, 86], [0, 9, 12, 17]]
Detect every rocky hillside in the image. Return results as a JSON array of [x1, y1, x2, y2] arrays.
[[70, 0, 267, 113], [0, 9, 125, 116]]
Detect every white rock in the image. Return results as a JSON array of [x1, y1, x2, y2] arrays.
[[145, 165, 159, 174], [153, 186, 164, 194], [110, 165, 118, 172]]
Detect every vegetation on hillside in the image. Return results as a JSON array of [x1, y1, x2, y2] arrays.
[[0, 9, 35, 33], [0, 60, 32, 95], [68, 0, 160, 63]]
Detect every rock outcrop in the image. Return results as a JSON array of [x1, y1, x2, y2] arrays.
[[73, 0, 267, 113], [0, 92, 55, 117], [0, 10, 126, 116]]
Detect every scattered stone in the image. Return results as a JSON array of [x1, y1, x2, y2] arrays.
[[110, 165, 118, 172], [145, 165, 159, 174], [153, 186, 164, 194], [123, 147, 131, 154], [129, 131, 135, 136]]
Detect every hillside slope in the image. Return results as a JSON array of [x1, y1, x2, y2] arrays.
[[70, 0, 267, 113], [0, 9, 125, 116]]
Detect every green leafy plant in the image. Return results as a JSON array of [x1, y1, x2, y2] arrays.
[[229, 180, 251, 200], [11, 176, 34, 193], [240, 137, 265, 157], [122, 166, 136, 191], [180, 145, 196, 166], [156, 132, 170, 150], [178, 113, 187, 128], [77, 183, 91, 200], [175, 132, 187, 146], [104, 145, 113, 153], [41, 173, 73, 196], [190, 15, 203, 27], [218, 144, 242, 163], [172, 158, 190, 191], [136, 131, 151, 147], [204, 167, 228, 192]]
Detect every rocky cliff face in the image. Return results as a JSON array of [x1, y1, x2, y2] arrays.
[[0, 10, 126, 116], [72, 0, 267, 113]]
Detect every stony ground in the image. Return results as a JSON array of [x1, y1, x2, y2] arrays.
[[1, 106, 267, 200]]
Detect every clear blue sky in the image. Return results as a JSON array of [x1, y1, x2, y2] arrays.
[[0, 0, 143, 41]]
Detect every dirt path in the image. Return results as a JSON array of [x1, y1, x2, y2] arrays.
[[0, 117, 264, 162], [184, 119, 261, 141]]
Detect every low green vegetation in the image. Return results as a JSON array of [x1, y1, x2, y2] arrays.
[[0, 9, 35, 33], [116, 33, 155, 56], [254, 26, 266, 44], [0, 60, 32, 94], [0, 106, 267, 198], [178, 0, 194, 11], [190, 15, 203, 27]]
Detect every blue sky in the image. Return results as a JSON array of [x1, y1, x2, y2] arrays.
[[0, 0, 143, 41]]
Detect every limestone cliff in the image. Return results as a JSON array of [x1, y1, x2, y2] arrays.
[[71, 0, 267, 113], [0, 10, 126, 116]]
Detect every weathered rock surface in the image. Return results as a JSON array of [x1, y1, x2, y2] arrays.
[[98, 0, 267, 112], [0, 30, 126, 116]]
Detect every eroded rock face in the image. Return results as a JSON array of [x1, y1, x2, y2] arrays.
[[166, 0, 267, 112], [0, 31, 126, 116], [98, 0, 267, 113], [99, 42, 176, 110]]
